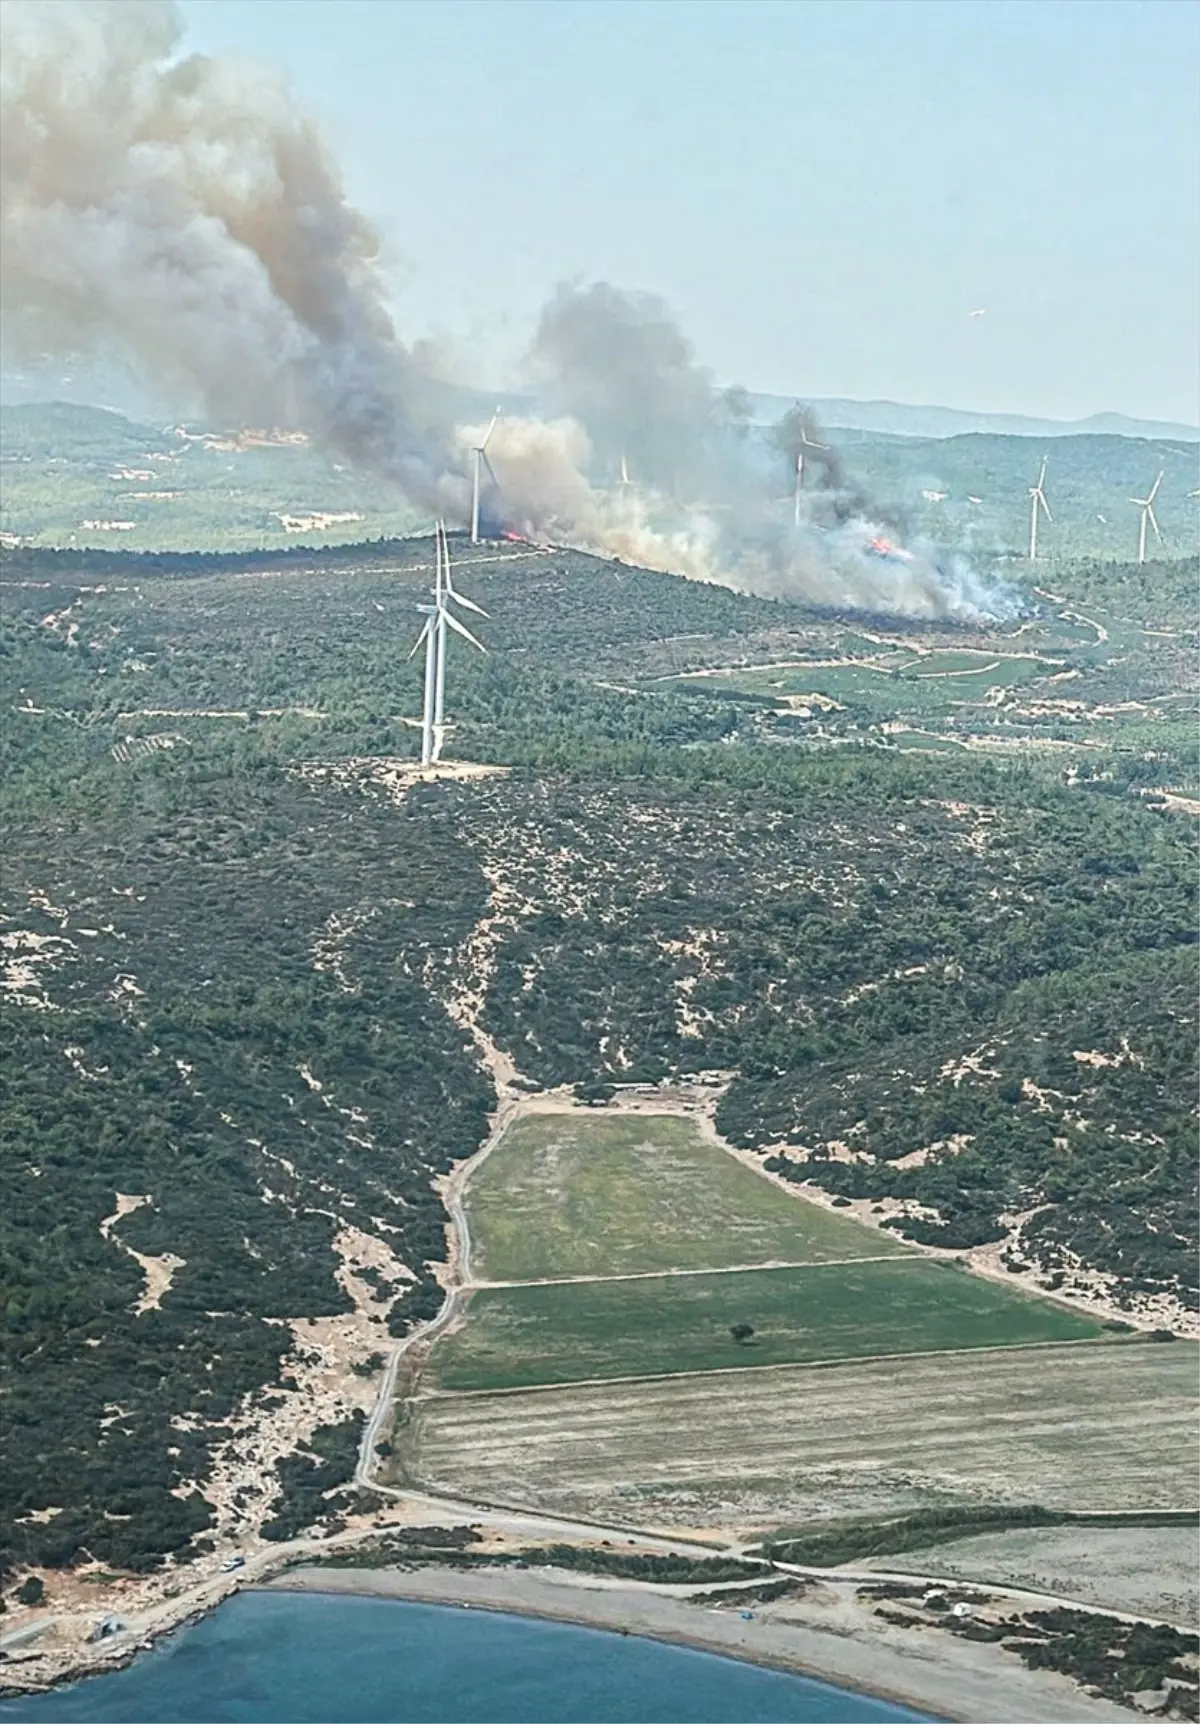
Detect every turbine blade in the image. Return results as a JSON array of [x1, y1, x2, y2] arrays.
[[480, 407, 501, 451], [446, 581, 489, 618], [407, 617, 432, 658], [1148, 506, 1162, 540], [443, 609, 487, 652], [1148, 470, 1163, 502], [1039, 493, 1053, 521], [481, 451, 502, 492]]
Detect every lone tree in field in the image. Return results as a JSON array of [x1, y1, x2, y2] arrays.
[[729, 1322, 755, 1345]]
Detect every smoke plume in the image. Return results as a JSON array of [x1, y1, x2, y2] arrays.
[[0, 0, 450, 503], [0, 0, 1019, 621]]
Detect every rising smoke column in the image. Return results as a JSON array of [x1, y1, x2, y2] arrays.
[[0, 0, 450, 502], [489, 281, 1020, 620], [0, 4, 1017, 620]]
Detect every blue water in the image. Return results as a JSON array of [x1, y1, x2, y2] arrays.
[[0, 1592, 940, 1723]]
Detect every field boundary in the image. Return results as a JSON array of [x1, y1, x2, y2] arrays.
[[471, 1251, 919, 1290]]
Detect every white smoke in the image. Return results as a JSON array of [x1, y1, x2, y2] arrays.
[[0, 0, 1020, 622]]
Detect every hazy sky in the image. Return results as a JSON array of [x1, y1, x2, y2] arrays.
[[180, 0, 1197, 424]]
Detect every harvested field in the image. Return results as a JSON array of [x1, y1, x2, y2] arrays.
[[428, 1257, 1108, 1393], [868, 1523, 1200, 1625], [405, 1342, 1199, 1533], [464, 1112, 903, 1282]]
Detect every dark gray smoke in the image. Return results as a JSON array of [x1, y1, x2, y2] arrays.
[[0, 0, 1019, 620]]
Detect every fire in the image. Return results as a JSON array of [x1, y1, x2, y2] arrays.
[[866, 535, 915, 563]]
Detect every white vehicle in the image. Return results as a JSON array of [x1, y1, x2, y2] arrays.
[[221, 1556, 245, 1573]]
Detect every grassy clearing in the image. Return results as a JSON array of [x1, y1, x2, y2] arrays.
[[406, 1343, 1199, 1530], [430, 1257, 1108, 1392], [868, 1524, 1200, 1624], [755, 1505, 1198, 1566], [465, 1113, 905, 1282]]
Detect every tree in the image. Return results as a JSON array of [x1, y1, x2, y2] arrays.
[[729, 1322, 755, 1345], [17, 1576, 45, 1606]]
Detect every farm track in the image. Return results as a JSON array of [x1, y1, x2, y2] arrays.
[[470, 1251, 906, 1290]]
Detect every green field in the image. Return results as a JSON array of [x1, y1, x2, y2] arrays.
[[465, 1113, 908, 1281], [431, 1257, 1109, 1392]]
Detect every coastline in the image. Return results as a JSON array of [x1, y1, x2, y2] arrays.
[[264, 1562, 1137, 1724]]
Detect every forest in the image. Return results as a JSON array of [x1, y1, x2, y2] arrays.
[[1, 527, 1195, 1578]]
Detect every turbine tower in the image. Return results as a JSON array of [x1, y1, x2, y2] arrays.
[[793, 427, 827, 527], [1131, 471, 1163, 564], [1028, 457, 1052, 561], [470, 409, 502, 544], [409, 525, 488, 766], [432, 523, 488, 762]]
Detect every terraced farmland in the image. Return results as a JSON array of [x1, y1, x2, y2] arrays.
[[405, 1342, 1200, 1532], [430, 1258, 1108, 1393], [465, 1112, 908, 1281]]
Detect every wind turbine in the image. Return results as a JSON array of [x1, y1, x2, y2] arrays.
[[409, 525, 488, 765], [1131, 471, 1163, 564], [1028, 457, 1052, 561], [431, 522, 487, 762], [469, 409, 501, 544], [793, 427, 827, 527]]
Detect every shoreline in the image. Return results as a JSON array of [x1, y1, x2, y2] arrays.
[[263, 1562, 1136, 1724]]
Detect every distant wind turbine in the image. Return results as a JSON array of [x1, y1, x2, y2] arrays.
[[793, 426, 827, 527], [1131, 471, 1163, 564], [409, 524, 488, 765], [1027, 457, 1052, 561], [470, 409, 502, 545]]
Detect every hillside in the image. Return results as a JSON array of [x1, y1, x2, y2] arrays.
[[1, 530, 1195, 1589], [3, 400, 1197, 561]]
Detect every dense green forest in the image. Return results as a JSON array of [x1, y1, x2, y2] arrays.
[[1, 527, 1195, 1579]]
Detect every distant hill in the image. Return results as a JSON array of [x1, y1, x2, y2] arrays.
[[2, 399, 1197, 561], [749, 394, 1200, 443]]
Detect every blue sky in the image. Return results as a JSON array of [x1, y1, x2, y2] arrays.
[[180, 0, 1198, 423]]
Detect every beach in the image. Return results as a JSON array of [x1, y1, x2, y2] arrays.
[[267, 1562, 1137, 1724]]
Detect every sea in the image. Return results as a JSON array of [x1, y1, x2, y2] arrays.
[[0, 1592, 941, 1724]]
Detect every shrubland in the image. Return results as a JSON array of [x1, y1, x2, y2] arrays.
[[1, 531, 1195, 1579]]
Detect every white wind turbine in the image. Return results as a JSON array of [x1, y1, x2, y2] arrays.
[[469, 408, 502, 544], [1027, 456, 1052, 560], [793, 426, 827, 526], [409, 524, 488, 765], [1131, 471, 1164, 564]]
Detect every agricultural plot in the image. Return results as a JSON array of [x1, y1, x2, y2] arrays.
[[465, 1112, 906, 1282], [430, 1257, 1107, 1393], [404, 1342, 1200, 1532]]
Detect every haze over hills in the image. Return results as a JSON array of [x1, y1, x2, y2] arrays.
[[749, 394, 1200, 443]]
